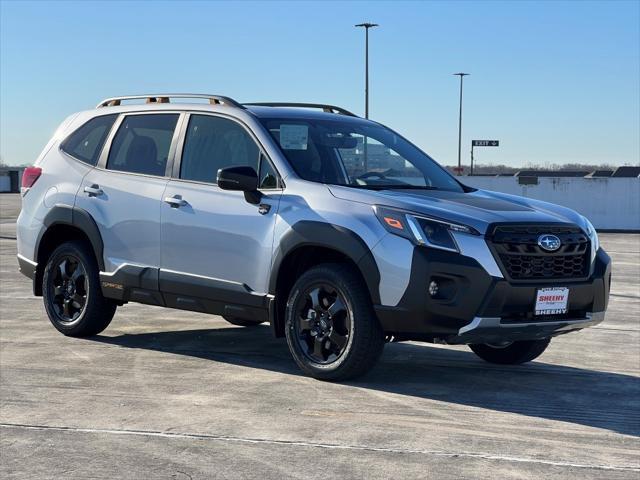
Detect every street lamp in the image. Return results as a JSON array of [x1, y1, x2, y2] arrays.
[[355, 22, 378, 118], [453, 73, 469, 175], [355, 22, 378, 173]]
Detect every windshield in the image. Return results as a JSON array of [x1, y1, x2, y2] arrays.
[[259, 117, 463, 192]]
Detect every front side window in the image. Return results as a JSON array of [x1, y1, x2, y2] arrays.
[[60, 114, 118, 166], [180, 115, 260, 184], [107, 114, 179, 176], [259, 117, 463, 192]]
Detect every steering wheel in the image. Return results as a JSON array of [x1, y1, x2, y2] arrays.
[[357, 171, 387, 180]]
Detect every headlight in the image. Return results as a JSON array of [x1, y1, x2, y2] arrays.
[[374, 206, 479, 252], [582, 216, 599, 261]]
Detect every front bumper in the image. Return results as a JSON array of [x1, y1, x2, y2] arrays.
[[447, 311, 605, 345], [374, 246, 611, 344]]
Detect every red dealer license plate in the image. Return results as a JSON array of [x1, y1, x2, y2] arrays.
[[534, 288, 569, 315]]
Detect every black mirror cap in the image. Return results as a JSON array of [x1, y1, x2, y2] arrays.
[[217, 166, 259, 192]]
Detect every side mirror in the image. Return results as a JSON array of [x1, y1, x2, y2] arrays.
[[217, 166, 259, 192]]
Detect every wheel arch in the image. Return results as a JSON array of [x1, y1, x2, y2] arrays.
[[33, 204, 104, 296], [268, 221, 381, 337]]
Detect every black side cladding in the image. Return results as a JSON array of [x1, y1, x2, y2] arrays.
[[38, 204, 105, 270], [269, 221, 381, 303], [266, 221, 381, 338], [31, 204, 106, 295]]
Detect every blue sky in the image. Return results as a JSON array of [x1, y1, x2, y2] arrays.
[[1, 0, 638, 168]]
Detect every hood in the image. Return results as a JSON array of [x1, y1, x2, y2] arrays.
[[328, 185, 587, 234]]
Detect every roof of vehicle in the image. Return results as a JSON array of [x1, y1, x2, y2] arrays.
[[93, 94, 366, 123], [245, 105, 367, 122]]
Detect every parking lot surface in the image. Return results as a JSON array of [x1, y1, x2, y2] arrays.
[[1, 193, 638, 479]]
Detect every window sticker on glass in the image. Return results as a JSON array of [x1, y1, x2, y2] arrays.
[[280, 124, 308, 150]]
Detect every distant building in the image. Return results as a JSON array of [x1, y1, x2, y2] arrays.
[[611, 166, 640, 178], [515, 170, 591, 178], [586, 170, 614, 178], [0, 167, 23, 193], [463, 167, 638, 179]]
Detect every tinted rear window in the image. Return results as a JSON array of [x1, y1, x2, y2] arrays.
[[107, 114, 179, 176], [60, 114, 118, 166]]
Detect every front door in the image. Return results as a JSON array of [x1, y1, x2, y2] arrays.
[[160, 113, 282, 315]]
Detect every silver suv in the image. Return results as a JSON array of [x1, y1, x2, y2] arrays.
[[17, 94, 611, 380]]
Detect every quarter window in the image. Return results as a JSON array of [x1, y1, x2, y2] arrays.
[[259, 154, 279, 189], [107, 114, 179, 176], [60, 114, 118, 166], [180, 115, 260, 184]]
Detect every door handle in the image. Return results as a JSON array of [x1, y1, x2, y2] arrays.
[[164, 195, 187, 208], [84, 184, 103, 197]]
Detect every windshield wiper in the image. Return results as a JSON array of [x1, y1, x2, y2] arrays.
[[342, 184, 441, 191], [383, 185, 441, 190]]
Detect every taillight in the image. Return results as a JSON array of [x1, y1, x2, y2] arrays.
[[21, 166, 42, 195]]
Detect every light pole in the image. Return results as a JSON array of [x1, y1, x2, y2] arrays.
[[355, 22, 378, 118], [453, 73, 469, 175], [355, 22, 378, 173]]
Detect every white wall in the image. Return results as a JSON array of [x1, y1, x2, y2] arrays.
[[462, 177, 639, 231]]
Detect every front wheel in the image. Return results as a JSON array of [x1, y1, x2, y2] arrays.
[[469, 338, 551, 365], [284, 263, 384, 381]]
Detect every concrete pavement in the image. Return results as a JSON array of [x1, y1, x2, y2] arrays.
[[1, 193, 638, 479]]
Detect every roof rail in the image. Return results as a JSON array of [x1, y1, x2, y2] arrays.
[[96, 94, 244, 109], [243, 102, 357, 117]]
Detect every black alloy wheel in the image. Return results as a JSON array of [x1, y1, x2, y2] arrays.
[[294, 283, 351, 364], [50, 256, 88, 323], [284, 263, 385, 381], [43, 240, 117, 337]]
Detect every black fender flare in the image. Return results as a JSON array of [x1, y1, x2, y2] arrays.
[[268, 220, 381, 304], [36, 204, 105, 271]]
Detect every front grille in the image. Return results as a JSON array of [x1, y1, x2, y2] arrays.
[[489, 224, 590, 281]]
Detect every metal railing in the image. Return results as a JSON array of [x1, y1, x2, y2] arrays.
[[243, 102, 357, 117], [96, 94, 245, 109], [96, 95, 358, 118]]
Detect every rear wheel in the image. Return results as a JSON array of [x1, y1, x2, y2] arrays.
[[222, 316, 264, 327], [42, 240, 117, 337], [469, 338, 551, 364], [284, 263, 384, 381]]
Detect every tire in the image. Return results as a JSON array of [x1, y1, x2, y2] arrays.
[[284, 263, 384, 381], [469, 338, 551, 365], [42, 240, 117, 337], [222, 316, 264, 327]]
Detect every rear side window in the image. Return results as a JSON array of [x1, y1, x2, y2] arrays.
[[60, 114, 117, 166], [107, 114, 179, 176], [180, 115, 259, 184]]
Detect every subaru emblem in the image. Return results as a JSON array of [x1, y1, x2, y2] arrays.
[[538, 234, 562, 252]]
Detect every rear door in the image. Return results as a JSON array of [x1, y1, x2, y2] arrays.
[[160, 113, 282, 315], [76, 112, 182, 284]]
